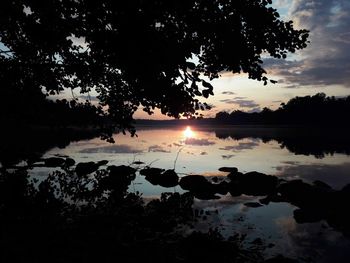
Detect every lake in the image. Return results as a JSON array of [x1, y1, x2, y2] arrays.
[[32, 125, 350, 262]]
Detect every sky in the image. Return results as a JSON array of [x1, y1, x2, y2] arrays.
[[2, 1, 350, 120], [135, 0, 350, 119]]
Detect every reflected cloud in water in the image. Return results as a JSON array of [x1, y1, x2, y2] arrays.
[[219, 141, 259, 152], [183, 137, 215, 146], [148, 145, 171, 153], [276, 162, 350, 190], [79, 144, 143, 154], [275, 217, 350, 263]]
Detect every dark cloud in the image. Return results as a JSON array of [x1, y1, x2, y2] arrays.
[[265, 0, 350, 87], [221, 91, 236, 95], [148, 145, 171, 153], [80, 144, 143, 154], [219, 141, 259, 152], [220, 98, 260, 109], [183, 138, 215, 146]]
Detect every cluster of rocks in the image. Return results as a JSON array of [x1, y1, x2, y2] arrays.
[[139, 165, 350, 236], [35, 159, 350, 236]]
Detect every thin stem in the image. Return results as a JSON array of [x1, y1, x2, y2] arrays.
[[173, 146, 184, 171]]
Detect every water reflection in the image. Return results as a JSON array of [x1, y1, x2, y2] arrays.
[[213, 126, 350, 158], [183, 126, 195, 138], [37, 126, 350, 191], [2, 125, 350, 262]]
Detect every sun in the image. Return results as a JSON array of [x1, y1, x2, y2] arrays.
[[183, 126, 195, 138]]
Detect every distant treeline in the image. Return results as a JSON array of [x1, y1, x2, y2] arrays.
[[215, 93, 350, 125]]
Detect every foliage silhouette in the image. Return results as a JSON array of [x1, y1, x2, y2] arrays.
[[0, 0, 308, 134]]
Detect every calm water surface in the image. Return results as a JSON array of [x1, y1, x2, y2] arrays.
[[43, 125, 350, 189], [37, 125, 350, 262]]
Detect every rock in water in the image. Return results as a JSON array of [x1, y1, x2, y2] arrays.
[[75, 162, 98, 176], [158, 170, 179, 188], [44, 157, 65, 167]]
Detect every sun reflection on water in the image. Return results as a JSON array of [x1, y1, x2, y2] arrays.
[[183, 126, 195, 138]]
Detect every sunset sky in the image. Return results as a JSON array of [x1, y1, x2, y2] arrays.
[[135, 0, 350, 119], [2, 1, 349, 120]]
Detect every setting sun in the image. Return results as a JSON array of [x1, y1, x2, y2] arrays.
[[183, 126, 195, 138]]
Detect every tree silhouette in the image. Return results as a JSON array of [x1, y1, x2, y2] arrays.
[[215, 93, 350, 126], [0, 0, 309, 133]]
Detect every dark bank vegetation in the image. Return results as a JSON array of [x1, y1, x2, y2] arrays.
[[215, 93, 350, 126]]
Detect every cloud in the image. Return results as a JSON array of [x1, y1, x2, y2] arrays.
[[221, 91, 236, 95], [219, 98, 260, 109], [183, 138, 215, 146], [265, 0, 350, 88], [148, 145, 171, 153], [219, 141, 259, 152], [80, 144, 143, 153], [274, 0, 291, 9]]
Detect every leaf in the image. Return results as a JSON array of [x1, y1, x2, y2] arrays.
[[202, 89, 209, 98], [186, 62, 196, 70], [202, 80, 213, 91]]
